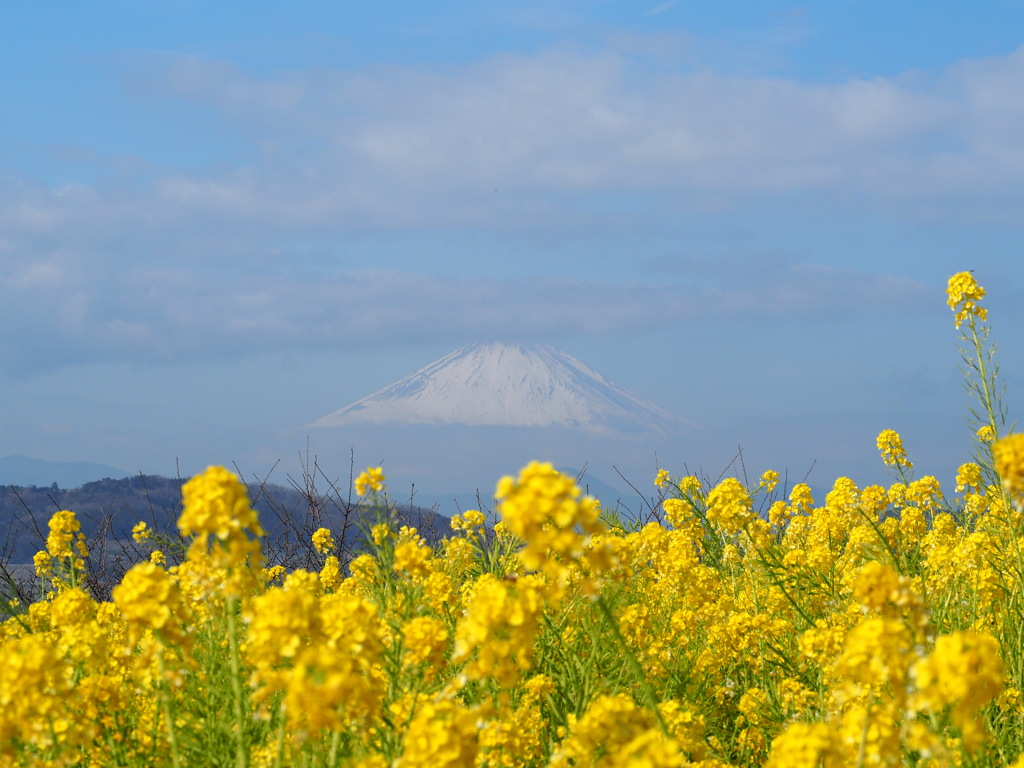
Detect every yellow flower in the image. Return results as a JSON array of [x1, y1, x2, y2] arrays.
[[907, 475, 942, 511], [737, 687, 769, 728], [311, 527, 335, 555], [260, 589, 384, 735], [33, 550, 53, 579], [977, 424, 996, 443], [348, 553, 378, 587], [176, 466, 264, 601], [0, 634, 71, 751], [851, 561, 918, 613], [662, 498, 693, 528], [495, 461, 605, 586], [859, 484, 889, 517], [402, 616, 448, 670], [242, 574, 323, 696], [263, 564, 287, 584], [396, 698, 479, 768], [955, 462, 983, 494], [355, 466, 385, 495], [549, 694, 677, 768], [759, 469, 780, 492], [46, 510, 85, 560], [678, 475, 702, 496], [132, 521, 151, 543], [654, 468, 671, 488], [832, 617, 912, 701], [451, 508, 486, 533], [112, 561, 191, 648], [706, 477, 753, 535], [877, 428, 912, 469], [179, 465, 262, 541], [947, 271, 988, 328], [766, 721, 843, 768], [453, 573, 544, 687], [320, 555, 343, 591], [838, 703, 902, 766], [994, 433, 1024, 499], [789, 482, 814, 514], [479, 684, 548, 767], [657, 699, 705, 756], [915, 631, 1003, 712], [394, 539, 432, 578], [371, 522, 391, 546], [915, 631, 1003, 751], [899, 506, 927, 540]]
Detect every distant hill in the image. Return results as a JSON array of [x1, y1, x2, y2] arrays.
[[0, 473, 449, 599], [0, 455, 130, 488]]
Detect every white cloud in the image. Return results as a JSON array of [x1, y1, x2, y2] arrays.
[[0, 255, 930, 376], [4, 43, 1024, 250], [91, 46, 1012, 229], [0, 41, 1017, 375]]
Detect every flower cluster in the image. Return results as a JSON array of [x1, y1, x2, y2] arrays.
[[312, 526, 335, 555], [914, 631, 1004, 750], [947, 270, 987, 328], [4, 272, 1024, 768], [994, 433, 1024, 500], [4, 447, 1024, 767], [495, 461, 608, 588], [176, 465, 264, 602], [179, 465, 262, 542], [355, 466, 386, 496], [705, 477, 754, 535], [36, 509, 90, 592], [876, 428, 913, 470]]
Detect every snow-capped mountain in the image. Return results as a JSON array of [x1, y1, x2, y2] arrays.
[[310, 342, 694, 435]]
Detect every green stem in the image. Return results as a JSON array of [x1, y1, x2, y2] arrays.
[[156, 646, 182, 768], [593, 594, 668, 735], [967, 317, 1000, 439], [272, 703, 287, 768], [328, 729, 341, 768], [226, 596, 249, 768]]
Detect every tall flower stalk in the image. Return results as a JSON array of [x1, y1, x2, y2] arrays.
[[948, 271, 1015, 485]]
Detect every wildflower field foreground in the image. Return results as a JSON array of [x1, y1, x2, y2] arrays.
[[4, 271, 1024, 768]]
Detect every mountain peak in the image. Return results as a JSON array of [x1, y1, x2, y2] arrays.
[[310, 342, 694, 435]]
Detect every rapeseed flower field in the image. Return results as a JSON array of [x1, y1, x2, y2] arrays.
[[3, 271, 1024, 767]]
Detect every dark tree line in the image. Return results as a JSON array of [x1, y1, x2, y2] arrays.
[[0, 459, 449, 606]]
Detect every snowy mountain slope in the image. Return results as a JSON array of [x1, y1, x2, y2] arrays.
[[310, 342, 694, 435]]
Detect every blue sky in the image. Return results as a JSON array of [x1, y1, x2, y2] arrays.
[[3, 1, 1024, 497]]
